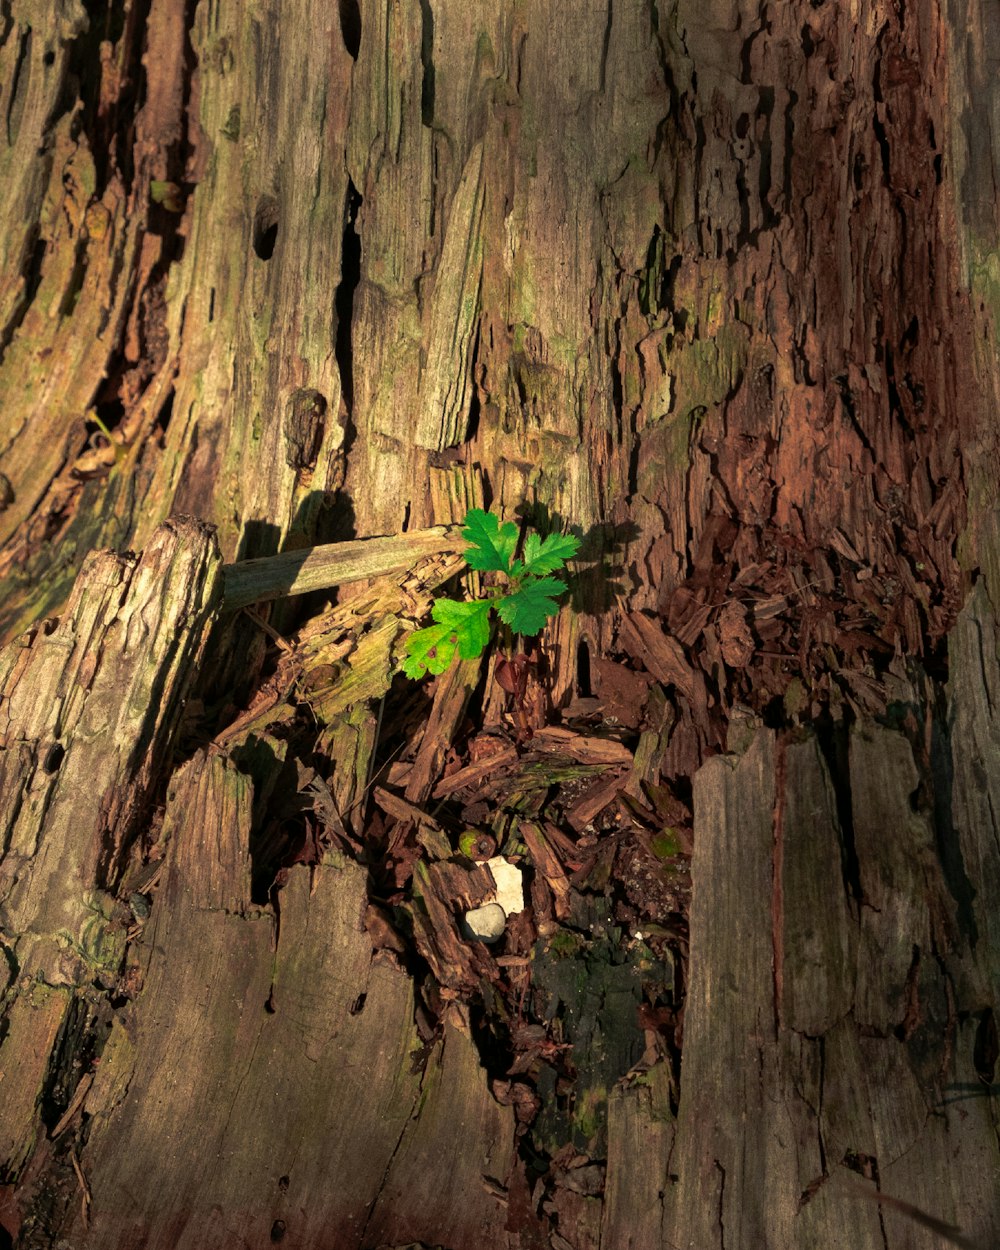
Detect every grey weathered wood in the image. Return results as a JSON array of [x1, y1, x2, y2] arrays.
[[660, 706, 1000, 1250], [601, 1066, 675, 1250], [66, 750, 513, 1248], [663, 732, 795, 1249], [221, 525, 464, 608], [779, 735, 854, 1036], [948, 579, 1000, 1003]]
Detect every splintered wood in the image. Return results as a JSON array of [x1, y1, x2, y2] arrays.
[[655, 708, 999, 1250]]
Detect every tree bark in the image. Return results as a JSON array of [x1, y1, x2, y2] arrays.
[[1, 0, 999, 1247]]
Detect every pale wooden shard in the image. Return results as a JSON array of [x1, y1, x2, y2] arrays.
[[221, 524, 465, 608]]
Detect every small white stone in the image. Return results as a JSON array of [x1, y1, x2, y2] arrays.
[[486, 856, 525, 916], [462, 902, 507, 943]]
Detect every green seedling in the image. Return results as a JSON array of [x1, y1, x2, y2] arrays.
[[402, 508, 579, 680]]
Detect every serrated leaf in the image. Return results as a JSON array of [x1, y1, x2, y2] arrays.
[[495, 576, 567, 636], [461, 508, 519, 572], [402, 621, 459, 678], [402, 598, 494, 679], [521, 530, 580, 576], [430, 596, 493, 658]]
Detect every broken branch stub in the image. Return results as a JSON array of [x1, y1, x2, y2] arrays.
[[220, 525, 465, 609]]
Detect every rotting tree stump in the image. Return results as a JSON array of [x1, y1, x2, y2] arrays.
[[3, 0, 1000, 1245], [0, 521, 997, 1248]]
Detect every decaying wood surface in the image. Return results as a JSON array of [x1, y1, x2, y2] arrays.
[[0, 519, 220, 1174], [2, 0, 994, 751], [0, 523, 518, 1246], [2, 0, 1000, 1246], [221, 524, 464, 608], [77, 762, 512, 1249], [0, 519, 996, 1247], [607, 582, 1000, 1250]]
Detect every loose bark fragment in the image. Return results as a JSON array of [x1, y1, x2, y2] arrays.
[[618, 614, 698, 703], [411, 858, 499, 992], [373, 786, 442, 832], [518, 821, 571, 918], [564, 770, 629, 832], [405, 655, 484, 803], [528, 727, 633, 767], [432, 747, 521, 799]]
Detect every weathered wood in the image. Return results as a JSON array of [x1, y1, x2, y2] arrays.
[[63, 749, 512, 1248], [601, 1066, 676, 1250], [0, 518, 220, 1176], [660, 704, 1000, 1250], [2, 0, 1000, 1246], [220, 524, 464, 608], [0, 517, 520, 1246]]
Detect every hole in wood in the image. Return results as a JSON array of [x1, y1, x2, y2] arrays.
[[253, 197, 279, 260], [974, 1007, 998, 1085], [338, 0, 360, 59], [155, 387, 175, 435], [419, 0, 435, 125], [576, 640, 592, 698], [334, 180, 362, 417], [42, 743, 64, 774]]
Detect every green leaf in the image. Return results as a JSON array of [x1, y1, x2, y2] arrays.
[[461, 508, 519, 572], [496, 576, 567, 636], [401, 597, 493, 678], [521, 530, 580, 576], [430, 597, 493, 658], [401, 622, 458, 678]]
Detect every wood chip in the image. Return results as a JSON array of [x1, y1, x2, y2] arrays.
[[69, 1146, 91, 1229], [565, 770, 628, 831], [51, 1072, 94, 1139], [518, 821, 571, 917], [619, 612, 697, 701], [432, 747, 519, 798], [719, 600, 755, 667], [529, 726, 633, 765], [373, 786, 440, 828]]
